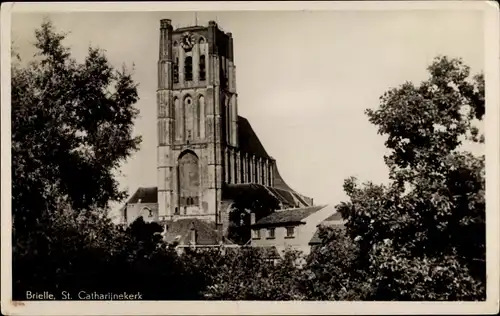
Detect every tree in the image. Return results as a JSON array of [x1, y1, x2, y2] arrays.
[[12, 19, 141, 298], [300, 226, 373, 300], [200, 247, 306, 300], [336, 56, 485, 300], [12, 19, 141, 232]]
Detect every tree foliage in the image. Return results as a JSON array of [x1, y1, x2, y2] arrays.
[[300, 226, 373, 300], [201, 247, 306, 300], [12, 20, 142, 298], [12, 20, 141, 233], [336, 56, 485, 300]]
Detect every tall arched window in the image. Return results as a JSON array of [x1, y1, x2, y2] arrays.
[[197, 95, 205, 139], [240, 154, 245, 183], [184, 96, 194, 140], [174, 97, 182, 140], [247, 157, 251, 183], [185, 56, 193, 82], [199, 55, 206, 81], [178, 151, 200, 209], [173, 57, 179, 83], [225, 97, 230, 143]]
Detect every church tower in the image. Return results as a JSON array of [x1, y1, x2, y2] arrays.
[[122, 18, 313, 240], [157, 19, 238, 224]]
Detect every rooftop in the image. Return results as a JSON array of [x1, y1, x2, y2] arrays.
[[159, 218, 220, 246], [251, 205, 327, 228]]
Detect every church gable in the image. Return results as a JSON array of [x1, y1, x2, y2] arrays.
[[121, 187, 159, 225], [126, 187, 157, 204]]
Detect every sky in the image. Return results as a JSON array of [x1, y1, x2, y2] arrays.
[[11, 9, 485, 213]]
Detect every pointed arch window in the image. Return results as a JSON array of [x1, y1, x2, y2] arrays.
[[184, 96, 194, 140], [199, 54, 206, 81], [196, 97, 201, 138], [197, 95, 205, 139], [173, 57, 179, 83], [185, 56, 193, 82], [247, 157, 252, 183], [178, 151, 200, 210], [174, 97, 182, 140], [240, 154, 245, 183], [225, 97, 230, 143]]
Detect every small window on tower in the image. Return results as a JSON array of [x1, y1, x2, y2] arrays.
[[199, 55, 206, 81], [185, 56, 193, 82], [173, 57, 179, 83], [219, 59, 226, 89]]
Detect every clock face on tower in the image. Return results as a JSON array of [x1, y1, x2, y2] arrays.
[[181, 33, 195, 51]]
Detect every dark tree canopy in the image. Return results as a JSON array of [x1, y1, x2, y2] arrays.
[[11, 20, 143, 299], [12, 20, 141, 231], [336, 56, 485, 300]]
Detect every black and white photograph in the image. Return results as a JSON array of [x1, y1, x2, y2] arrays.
[[1, 1, 499, 315]]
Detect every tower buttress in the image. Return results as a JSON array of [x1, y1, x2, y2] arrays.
[[157, 19, 174, 219]]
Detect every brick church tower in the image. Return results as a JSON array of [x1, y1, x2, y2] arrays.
[[121, 19, 313, 245], [157, 19, 237, 225]]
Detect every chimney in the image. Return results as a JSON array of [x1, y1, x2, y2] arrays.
[[250, 212, 256, 225]]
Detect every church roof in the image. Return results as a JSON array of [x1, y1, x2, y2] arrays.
[[251, 205, 327, 228], [124, 182, 311, 212], [125, 187, 157, 204], [237, 116, 311, 199], [159, 218, 220, 245], [223, 183, 312, 209], [237, 116, 271, 159]]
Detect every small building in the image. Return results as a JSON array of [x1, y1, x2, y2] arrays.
[[250, 205, 341, 256]]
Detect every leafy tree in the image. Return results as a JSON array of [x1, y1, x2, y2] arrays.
[[336, 56, 485, 300], [201, 247, 305, 300], [12, 19, 141, 232], [12, 19, 141, 298], [300, 226, 373, 300]]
